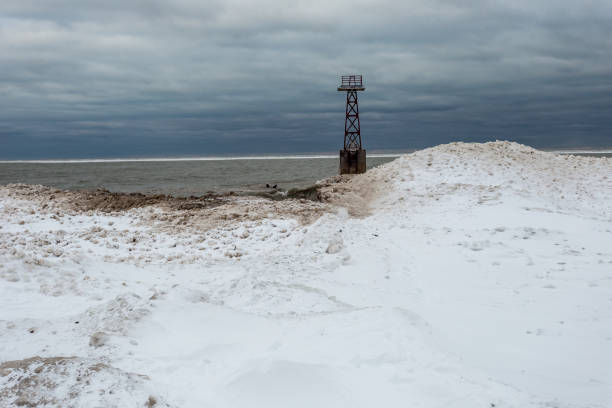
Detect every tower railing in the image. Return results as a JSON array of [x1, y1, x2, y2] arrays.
[[338, 75, 365, 91], [340, 75, 362, 88]]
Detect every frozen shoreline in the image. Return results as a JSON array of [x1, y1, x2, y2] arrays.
[[1, 141, 611, 407], [1, 147, 610, 163]]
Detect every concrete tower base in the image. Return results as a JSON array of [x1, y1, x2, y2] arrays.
[[339, 149, 366, 174]]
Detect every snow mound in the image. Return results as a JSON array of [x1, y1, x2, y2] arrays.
[[79, 293, 151, 336], [321, 141, 612, 218], [0, 356, 171, 408]]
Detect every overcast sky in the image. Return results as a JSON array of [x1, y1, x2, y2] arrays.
[[1, 0, 611, 159]]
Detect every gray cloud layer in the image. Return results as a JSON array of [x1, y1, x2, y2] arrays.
[[1, 0, 611, 158]]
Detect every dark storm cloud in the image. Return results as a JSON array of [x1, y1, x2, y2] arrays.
[[1, 0, 611, 158]]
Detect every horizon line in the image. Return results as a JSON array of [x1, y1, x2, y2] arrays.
[[1, 148, 611, 164], [0, 152, 410, 164]]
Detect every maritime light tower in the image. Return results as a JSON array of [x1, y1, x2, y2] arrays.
[[338, 75, 366, 174]]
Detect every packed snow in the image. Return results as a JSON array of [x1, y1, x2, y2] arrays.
[[1, 141, 611, 407]]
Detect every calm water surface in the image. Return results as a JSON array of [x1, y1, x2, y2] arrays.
[[0, 157, 397, 196]]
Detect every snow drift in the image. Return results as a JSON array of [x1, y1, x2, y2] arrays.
[[1, 141, 611, 407]]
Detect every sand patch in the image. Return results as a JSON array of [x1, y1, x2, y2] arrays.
[[0, 184, 333, 234], [0, 356, 170, 407]]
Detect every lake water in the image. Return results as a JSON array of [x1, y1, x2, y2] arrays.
[[0, 156, 398, 196]]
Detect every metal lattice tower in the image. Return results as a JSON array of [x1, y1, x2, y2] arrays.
[[337, 75, 366, 174], [338, 75, 365, 151]]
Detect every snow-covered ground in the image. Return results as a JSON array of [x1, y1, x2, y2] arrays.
[[1, 141, 611, 407]]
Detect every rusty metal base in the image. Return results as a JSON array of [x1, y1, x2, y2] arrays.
[[339, 149, 366, 174]]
